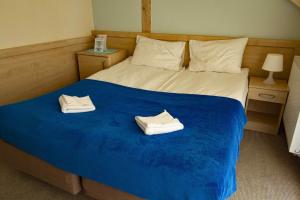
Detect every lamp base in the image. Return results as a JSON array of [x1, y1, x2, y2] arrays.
[[263, 71, 275, 85]]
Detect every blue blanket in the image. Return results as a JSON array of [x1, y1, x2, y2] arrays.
[[0, 80, 246, 200]]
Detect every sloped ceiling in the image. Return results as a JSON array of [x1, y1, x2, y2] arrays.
[[291, 0, 300, 8]]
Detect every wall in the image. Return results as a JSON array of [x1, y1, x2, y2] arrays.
[[0, 0, 94, 49], [0, 0, 94, 104], [92, 0, 300, 40], [92, 0, 141, 32], [152, 0, 300, 40]]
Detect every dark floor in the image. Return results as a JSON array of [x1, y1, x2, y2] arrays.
[[0, 131, 300, 200]]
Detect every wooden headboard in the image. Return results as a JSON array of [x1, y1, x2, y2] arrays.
[[93, 30, 300, 80]]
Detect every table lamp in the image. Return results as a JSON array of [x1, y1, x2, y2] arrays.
[[262, 54, 283, 85]]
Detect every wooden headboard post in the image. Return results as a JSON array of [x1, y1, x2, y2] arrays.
[[92, 30, 300, 80], [142, 0, 151, 33]]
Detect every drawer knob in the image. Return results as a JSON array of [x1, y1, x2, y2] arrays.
[[258, 93, 276, 99]]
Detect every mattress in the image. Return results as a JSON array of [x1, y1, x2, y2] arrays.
[[89, 57, 249, 106]]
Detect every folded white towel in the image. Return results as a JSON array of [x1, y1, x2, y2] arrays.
[[135, 110, 184, 135], [59, 94, 96, 113]]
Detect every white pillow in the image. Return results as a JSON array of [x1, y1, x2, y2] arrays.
[[189, 38, 248, 73], [131, 35, 185, 71]]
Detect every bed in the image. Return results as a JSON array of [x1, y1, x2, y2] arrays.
[[0, 56, 248, 200]]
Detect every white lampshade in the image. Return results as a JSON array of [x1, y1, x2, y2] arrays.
[[262, 54, 283, 72]]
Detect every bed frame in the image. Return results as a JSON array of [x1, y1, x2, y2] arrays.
[[0, 140, 81, 195], [1, 30, 299, 199], [82, 178, 142, 200]]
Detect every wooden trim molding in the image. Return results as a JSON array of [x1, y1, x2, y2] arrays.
[[142, 0, 151, 33], [0, 37, 92, 59], [92, 30, 300, 80], [0, 37, 93, 105]]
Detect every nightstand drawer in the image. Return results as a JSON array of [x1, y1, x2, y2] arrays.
[[248, 88, 287, 104], [78, 55, 105, 80]]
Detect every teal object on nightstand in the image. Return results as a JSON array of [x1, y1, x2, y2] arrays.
[[88, 49, 117, 54]]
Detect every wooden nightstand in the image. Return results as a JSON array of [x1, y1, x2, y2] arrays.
[[77, 49, 127, 80], [245, 77, 289, 134]]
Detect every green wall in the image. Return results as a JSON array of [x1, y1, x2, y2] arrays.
[[92, 0, 300, 39], [92, 0, 141, 31]]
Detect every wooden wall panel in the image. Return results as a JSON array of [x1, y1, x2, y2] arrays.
[[93, 30, 300, 80], [106, 37, 136, 55], [296, 48, 300, 56], [0, 37, 93, 105], [242, 46, 294, 80]]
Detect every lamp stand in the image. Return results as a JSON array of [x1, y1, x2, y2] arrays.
[[264, 71, 275, 85]]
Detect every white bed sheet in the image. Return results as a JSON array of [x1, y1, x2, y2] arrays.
[[159, 68, 249, 106], [88, 58, 181, 91], [88, 57, 249, 106]]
